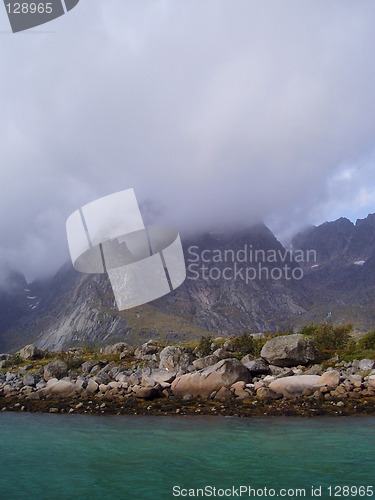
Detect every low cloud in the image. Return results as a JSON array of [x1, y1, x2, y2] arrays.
[[0, 0, 375, 281]]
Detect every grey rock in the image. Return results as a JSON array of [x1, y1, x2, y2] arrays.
[[358, 359, 375, 371], [115, 372, 130, 384], [142, 368, 176, 386], [81, 360, 100, 375], [128, 373, 141, 386], [94, 372, 111, 385], [262, 375, 276, 385], [44, 379, 76, 397], [22, 374, 35, 387], [89, 365, 101, 376], [240, 354, 256, 364], [75, 376, 87, 389], [44, 360, 69, 381], [352, 360, 360, 370], [256, 387, 283, 400], [193, 355, 219, 370], [212, 348, 233, 360], [261, 334, 316, 367], [304, 364, 323, 375], [16, 345, 43, 361], [101, 343, 128, 356], [159, 346, 194, 372], [5, 372, 15, 382], [268, 365, 286, 376], [242, 358, 270, 375], [92, 363, 117, 384], [215, 387, 233, 401], [134, 342, 158, 360], [86, 378, 99, 394], [134, 386, 161, 400]]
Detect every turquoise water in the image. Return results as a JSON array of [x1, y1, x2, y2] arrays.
[[0, 414, 374, 500]]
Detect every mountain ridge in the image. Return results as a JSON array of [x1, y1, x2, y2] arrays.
[[1, 214, 375, 352]]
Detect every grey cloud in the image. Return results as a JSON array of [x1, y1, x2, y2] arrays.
[[0, 0, 375, 280]]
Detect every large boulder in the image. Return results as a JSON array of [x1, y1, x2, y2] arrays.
[[16, 344, 43, 361], [101, 343, 129, 356], [215, 387, 233, 401], [44, 378, 76, 397], [86, 378, 99, 394], [261, 334, 316, 367], [159, 346, 193, 372], [358, 359, 375, 371], [44, 360, 69, 381], [256, 387, 283, 400], [22, 374, 35, 387], [367, 375, 375, 389], [171, 358, 251, 398], [212, 348, 233, 360], [134, 386, 161, 400], [141, 368, 176, 386], [193, 355, 220, 371], [241, 357, 270, 375], [268, 375, 322, 397], [81, 360, 101, 375], [268, 371, 341, 398], [134, 341, 158, 360], [319, 370, 340, 389]]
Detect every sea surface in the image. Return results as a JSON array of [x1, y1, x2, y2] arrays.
[[0, 413, 374, 499]]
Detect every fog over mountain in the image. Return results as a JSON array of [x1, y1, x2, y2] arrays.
[[0, 1, 375, 282], [1, 214, 375, 353]]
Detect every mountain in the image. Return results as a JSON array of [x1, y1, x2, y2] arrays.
[[1, 216, 375, 352], [291, 213, 375, 327], [292, 214, 375, 264], [0, 271, 29, 332]]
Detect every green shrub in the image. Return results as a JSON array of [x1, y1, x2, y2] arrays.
[[2, 354, 23, 369], [231, 332, 257, 357], [341, 339, 358, 358], [300, 323, 317, 336], [358, 330, 375, 350], [312, 323, 352, 358], [197, 336, 212, 357]]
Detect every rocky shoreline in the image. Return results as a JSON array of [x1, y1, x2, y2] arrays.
[[1, 334, 375, 417]]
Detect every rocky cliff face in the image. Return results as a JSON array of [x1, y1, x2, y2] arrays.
[[292, 214, 375, 264], [1, 215, 375, 352]]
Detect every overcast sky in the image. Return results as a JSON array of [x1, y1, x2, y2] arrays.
[[0, 0, 375, 281]]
